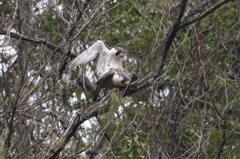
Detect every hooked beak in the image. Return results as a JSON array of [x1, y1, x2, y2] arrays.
[[125, 80, 129, 84], [119, 52, 124, 57]]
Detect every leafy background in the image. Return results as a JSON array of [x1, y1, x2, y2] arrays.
[[0, 0, 240, 158]]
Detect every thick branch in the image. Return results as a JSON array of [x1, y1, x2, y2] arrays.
[[217, 121, 227, 159], [48, 95, 110, 159], [48, 71, 155, 158], [0, 29, 60, 52], [157, 0, 188, 75], [124, 72, 155, 96], [124, 0, 235, 97], [123, 0, 189, 94], [178, 0, 232, 29], [157, 0, 234, 75], [86, 122, 111, 159], [50, 71, 153, 158], [181, 0, 211, 22]]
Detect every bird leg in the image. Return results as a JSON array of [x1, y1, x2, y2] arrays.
[[108, 87, 118, 92]]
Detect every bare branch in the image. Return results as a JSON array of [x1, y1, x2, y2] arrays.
[[104, 0, 235, 98], [124, 72, 155, 96], [181, 0, 211, 22], [121, 0, 189, 95], [58, 0, 92, 77], [217, 121, 227, 159], [157, 0, 188, 75], [123, 0, 236, 103], [178, 0, 233, 29], [47, 95, 111, 159], [0, 29, 60, 52]]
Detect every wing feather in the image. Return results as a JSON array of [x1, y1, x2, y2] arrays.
[[94, 71, 114, 101], [68, 40, 108, 68]]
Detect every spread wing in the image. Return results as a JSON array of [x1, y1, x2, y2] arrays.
[[94, 71, 115, 101], [68, 40, 109, 69]]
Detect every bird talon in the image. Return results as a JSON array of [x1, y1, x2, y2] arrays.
[[108, 87, 118, 92]]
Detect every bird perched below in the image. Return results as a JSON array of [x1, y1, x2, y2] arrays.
[[68, 40, 125, 76], [94, 71, 131, 101]]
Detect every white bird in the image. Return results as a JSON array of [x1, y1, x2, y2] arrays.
[[68, 40, 125, 76]]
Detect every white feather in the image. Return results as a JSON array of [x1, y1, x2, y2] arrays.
[[112, 72, 130, 87], [68, 40, 124, 76]]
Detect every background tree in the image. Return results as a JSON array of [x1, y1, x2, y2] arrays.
[[0, 0, 240, 158]]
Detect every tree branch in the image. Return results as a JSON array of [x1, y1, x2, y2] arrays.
[[123, 0, 235, 98], [0, 29, 60, 52], [48, 70, 156, 158], [124, 0, 189, 94], [48, 70, 161, 158], [157, 0, 188, 75], [124, 72, 155, 96], [47, 95, 111, 159], [181, 0, 211, 22], [86, 122, 111, 159], [58, 0, 92, 77], [217, 121, 227, 159], [178, 0, 233, 29]]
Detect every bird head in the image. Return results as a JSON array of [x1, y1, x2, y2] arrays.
[[112, 72, 131, 87], [109, 47, 125, 58]]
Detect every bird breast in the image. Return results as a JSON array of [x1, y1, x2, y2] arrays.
[[107, 56, 122, 68]]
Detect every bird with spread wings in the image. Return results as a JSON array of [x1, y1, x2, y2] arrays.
[[68, 40, 125, 76], [67, 40, 137, 101]]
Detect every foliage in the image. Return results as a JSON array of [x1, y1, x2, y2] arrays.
[[0, 0, 240, 158]]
